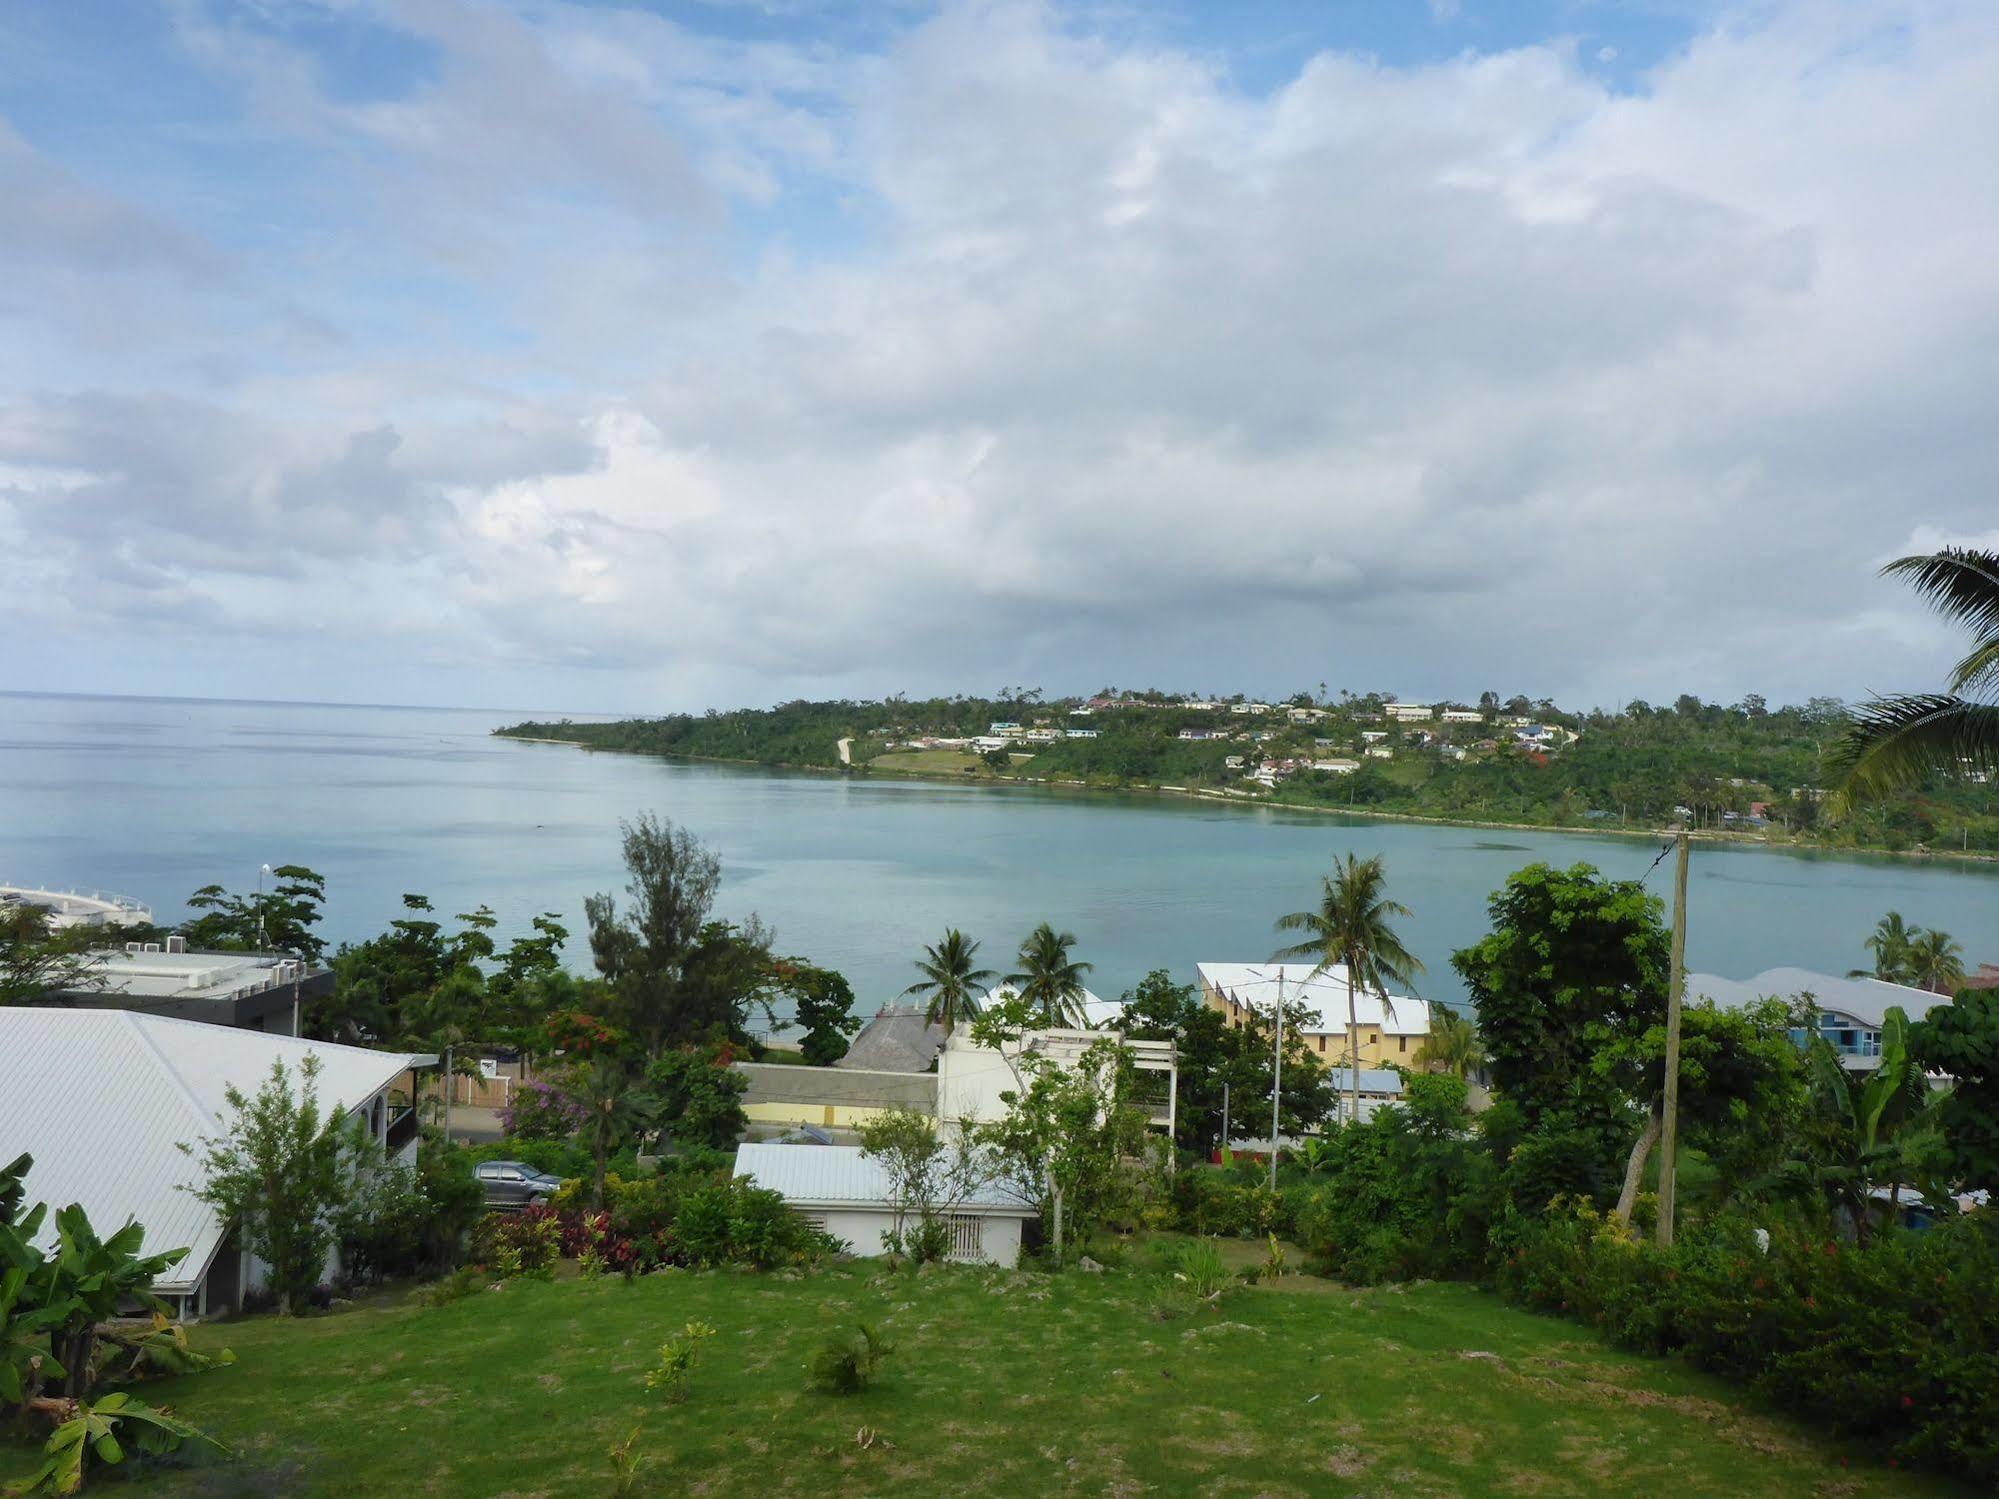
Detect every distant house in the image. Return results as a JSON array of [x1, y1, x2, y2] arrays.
[[1310, 758, 1359, 774], [734, 1143, 1035, 1265], [1688, 967, 1949, 1072], [1326, 1068, 1406, 1123], [1178, 728, 1217, 741], [970, 736, 1008, 751], [1065, 728, 1099, 739], [0, 1008, 432, 1318], [1289, 707, 1327, 724], [1360, 730, 1388, 743], [1365, 746, 1393, 759], [988, 721, 1021, 734], [1385, 704, 1433, 722], [1440, 709, 1484, 724], [1197, 962, 1430, 1067], [1224, 754, 1246, 770]]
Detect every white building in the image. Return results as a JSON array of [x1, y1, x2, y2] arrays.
[[938, 1019, 1176, 1139], [734, 1142, 1035, 1265], [1064, 728, 1099, 739], [0, 1008, 432, 1317], [1385, 704, 1433, 722], [57, 939, 329, 1033], [1310, 758, 1360, 774], [1, 885, 152, 931], [1197, 962, 1431, 1066], [1365, 745, 1394, 759], [1441, 709, 1485, 724]]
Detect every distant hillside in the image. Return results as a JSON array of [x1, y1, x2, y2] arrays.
[[498, 691, 1999, 854]]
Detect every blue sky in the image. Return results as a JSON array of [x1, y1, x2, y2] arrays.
[[2, 1, 1994, 713]]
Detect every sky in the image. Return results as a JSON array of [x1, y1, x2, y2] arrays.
[[2, 0, 1996, 716]]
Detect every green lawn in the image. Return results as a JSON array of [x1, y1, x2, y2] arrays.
[[4, 1244, 1962, 1498], [867, 748, 991, 776]]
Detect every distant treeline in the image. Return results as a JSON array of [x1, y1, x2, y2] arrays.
[[498, 690, 1999, 854]]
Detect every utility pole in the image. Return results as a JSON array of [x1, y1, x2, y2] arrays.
[[443, 1044, 454, 1145], [1269, 970, 1284, 1191], [1657, 833, 1690, 1247], [1221, 1081, 1230, 1159]]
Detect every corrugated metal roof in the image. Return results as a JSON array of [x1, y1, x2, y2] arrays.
[[1198, 963, 1430, 1036], [0, 1009, 431, 1292], [1688, 968, 1944, 1031], [733, 1143, 1035, 1214], [1327, 1068, 1405, 1095]]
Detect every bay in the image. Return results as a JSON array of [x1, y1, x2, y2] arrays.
[[2, 691, 1993, 1012]]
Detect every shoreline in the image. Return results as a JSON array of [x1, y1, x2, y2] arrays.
[[492, 733, 1999, 868]]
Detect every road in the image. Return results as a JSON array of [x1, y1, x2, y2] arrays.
[[837, 736, 852, 765]]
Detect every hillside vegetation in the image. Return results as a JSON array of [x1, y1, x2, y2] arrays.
[[501, 690, 1999, 853]]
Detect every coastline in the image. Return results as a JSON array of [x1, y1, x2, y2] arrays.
[[493, 732, 1999, 868]]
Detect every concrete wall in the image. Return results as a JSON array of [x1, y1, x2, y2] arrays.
[[803, 1206, 1024, 1267]]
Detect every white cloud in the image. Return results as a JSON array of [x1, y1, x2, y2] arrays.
[[4, 0, 1998, 709]]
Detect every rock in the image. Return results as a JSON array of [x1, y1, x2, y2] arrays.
[[1077, 1256, 1105, 1274]]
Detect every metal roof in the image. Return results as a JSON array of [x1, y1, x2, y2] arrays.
[[1327, 1068, 1405, 1095], [733, 1143, 1036, 1214], [1687, 968, 1946, 1031], [0, 1008, 432, 1293], [1197, 963, 1430, 1036], [979, 983, 1116, 1028]]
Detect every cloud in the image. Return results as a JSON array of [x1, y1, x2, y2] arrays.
[[5, 0, 1999, 708]]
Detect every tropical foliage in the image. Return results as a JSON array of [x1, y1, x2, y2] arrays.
[[1003, 923, 1093, 1027], [901, 929, 994, 1029]]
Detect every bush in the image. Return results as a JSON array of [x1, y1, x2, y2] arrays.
[[335, 1149, 485, 1283], [810, 1323, 893, 1394], [1171, 1238, 1231, 1300], [1171, 1170, 1289, 1238], [500, 1080, 587, 1141], [474, 1207, 563, 1279], [1498, 1201, 1999, 1483]]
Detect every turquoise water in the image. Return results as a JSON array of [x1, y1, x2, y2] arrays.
[[2, 691, 1993, 1009]]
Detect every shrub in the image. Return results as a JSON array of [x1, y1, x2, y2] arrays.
[[335, 1149, 484, 1283], [500, 1080, 587, 1141], [474, 1207, 563, 1280], [1172, 1238, 1231, 1300], [644, 1322, 718, 1402], [810, 1323, 893, 1394], [1498, 1202, 1999, 1484], [416, 1267, 485, 1307]]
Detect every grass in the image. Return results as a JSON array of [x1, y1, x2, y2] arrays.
[[2, 1241, 1965, 1498], [866, 748, 993, 776]]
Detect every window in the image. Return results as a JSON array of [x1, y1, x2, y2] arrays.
[[948, 1215, 983, 1261], [1398, 1036, 1407, 1054], [1316, 1035, 1325, 1053]]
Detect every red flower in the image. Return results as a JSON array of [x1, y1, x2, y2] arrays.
[[1901, 1395, 1913, 1408]]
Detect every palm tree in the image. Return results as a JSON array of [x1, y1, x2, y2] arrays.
[[902, 929, 995, 1030], [1004, 923, 1092, 1027], [1851, 911, 1916, 984], [1827, 547, 1999, 814], [572, 1057, 657, 1211], [1906, 926, 1966, 994], [1412, 1007, 1486, 1080], [1274, 853, 1424, 1125]]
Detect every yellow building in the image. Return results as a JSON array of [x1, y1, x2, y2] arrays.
[[1196, 962, 1430, 1068]]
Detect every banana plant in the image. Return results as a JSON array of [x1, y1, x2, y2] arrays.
[[35, 1206, 186, 1399], [11, 1391, 225, 1497]]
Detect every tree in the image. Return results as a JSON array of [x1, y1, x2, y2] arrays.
[[1114, 970, 1333, 1153], [182, 865, 328, 961], [857, 1107, 998, 1262], [1412, 1007, 1487, 1079], [1274, 853, 1423, 1124], [1907, 926, 1966, 994], [0, 907, 101, 1006], [773, 961, 859, 1065], [902, 929, 995, 1030], [645, 1047, 748, 1150], [1453, 863, 1670, 1131], [1909, 989, 1999, 1193], [588, 815, 761, 1057], [320, 896, 494, 1060], [1851, 912, 1917, 984], [181, 1056, 364, 1315], [1827, 547, 1999, 813], [1004, 923, 1092, 1027], [570, 1055, 658, 1210]]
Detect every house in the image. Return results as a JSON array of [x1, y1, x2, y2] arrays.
[[1688, 967, 1949, 1072], [1385, 704, 1433, 722], [1064, 728, 1099, 739], [1224, 754, 1246, 770], [1326, 1068, 1407, 1123], [733, 1143, 1036, 1265], [838, 1006, 950, 1072], [48, 937, 333, 1035], [1177, 728, 1217, 741], [1197, 963, 1430, 1066], [0, 1007, 433, 1318], [970, 736, 1009, 752], [940, 1014, 1175, 1138], [1440, 709, 1484, 724], [988, 721, 1022, 735], [1365, 746, 1393, 759], [1289, 708, 1327, 725], [1310, 758, 1359, 774], [736, 1062, 938, 1140]]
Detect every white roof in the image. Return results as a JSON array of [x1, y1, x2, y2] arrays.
[[0, 1009, 432, 1292], [1198, 963, 1430, 1036], [733, 1143, 1036, 1215], [978, 983, 1117, 1028], [75, 948, 306, 1002], [1687, 968, 1945, 1031]]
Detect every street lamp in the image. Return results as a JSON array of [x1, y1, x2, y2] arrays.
[[256, 863, 274, 950]]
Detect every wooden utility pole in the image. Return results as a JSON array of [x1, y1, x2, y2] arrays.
[[1269, 971, 1285, 1191], [1656, 833, 1690, 1247]]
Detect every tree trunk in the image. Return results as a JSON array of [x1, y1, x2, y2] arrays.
[[1047, 1155, 1063, 1268], [1346, 947, 1361, 1127], [1613, 1103, 1663, 1227]]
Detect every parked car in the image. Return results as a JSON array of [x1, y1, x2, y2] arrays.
[[474, 1160, 562, 1210]]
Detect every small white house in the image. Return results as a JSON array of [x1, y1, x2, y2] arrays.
[[734, 1143, 1035, 1265]]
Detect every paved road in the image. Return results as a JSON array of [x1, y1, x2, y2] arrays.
[[837, 736, 852, 765]]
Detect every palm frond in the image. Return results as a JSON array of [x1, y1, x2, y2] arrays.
[[1881, 548, 1999, 643], [1823, 694, 1999, 816]]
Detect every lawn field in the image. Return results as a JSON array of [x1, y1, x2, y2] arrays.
[[866, 748, 991, 775], [1, 1241, 1963, 1499]]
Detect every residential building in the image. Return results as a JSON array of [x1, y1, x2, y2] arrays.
[[838, 1006, 950, 1072], [0, 885, 151, 931], [1177, 728, 1218, 741], [1385, 703, 1433, 722], [939, 1018, 1175, 1139], [49, 939, 332, 1035], [1326, 1068, 1406, 1123], [0, 1007, 431, 1317], [1440, 709, 1484, 724], [1289, 707, 1327, 724], [970, 736, 1009, 751], [1688, 967, 1948, 1071], [1064, 728, 1099, 739], [1197, 962, 1430, 1067], [1361, 730, 1388, 743], [1365, 746, 1393, 759], [737, 1063, 938, 1139], [1310, 758, 1359, 774], [1224, 754, 1246, 770], [988, 721, 1022, 734], [733, 1142, 1035, 1265]]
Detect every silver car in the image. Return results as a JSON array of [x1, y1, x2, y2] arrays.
[[474, 1160, 562, 1210]]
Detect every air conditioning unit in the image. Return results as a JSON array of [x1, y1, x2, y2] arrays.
[[165, 935, 187, 954], [125, 941, 142, 953], [143, 942, 161, 953]]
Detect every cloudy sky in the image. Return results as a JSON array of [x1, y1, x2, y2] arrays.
[[3, 0, 1995, 715]]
